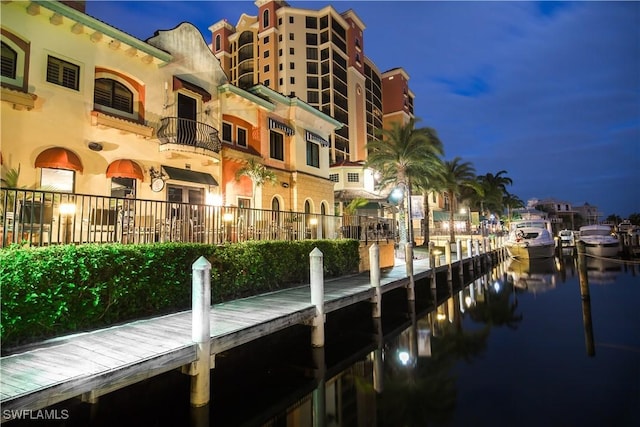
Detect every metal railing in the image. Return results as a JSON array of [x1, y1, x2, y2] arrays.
[[0, 188, 396, 247], [157, 117, 222, 154]]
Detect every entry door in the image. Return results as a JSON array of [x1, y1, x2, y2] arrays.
[[177, 94, 197, 146]]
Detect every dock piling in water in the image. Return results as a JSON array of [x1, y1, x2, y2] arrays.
[[190, 256, 212, 407], [310, 247, 325, 347], [369, 243, 382, 318]]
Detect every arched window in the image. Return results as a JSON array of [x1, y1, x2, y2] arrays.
[[271, 196, 280, 223], [263, 9, 270, 28], [304, 200, 311, 214], [215, 34, 221, 51], [94, 78, 133, 113]]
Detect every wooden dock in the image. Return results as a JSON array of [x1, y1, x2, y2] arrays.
[[0, 244, 502, 421]]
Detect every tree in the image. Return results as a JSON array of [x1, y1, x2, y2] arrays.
[[440, 158, 479, 242], [502, 191, 525, 228], [234, 157, 278, 208], [476, 170, 513, 215], [365, 118, 443, 245]]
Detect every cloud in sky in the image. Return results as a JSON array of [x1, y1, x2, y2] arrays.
[[86, 1, 640, 217]]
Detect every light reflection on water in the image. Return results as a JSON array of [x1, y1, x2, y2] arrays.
[[10, 255, 639, 426]]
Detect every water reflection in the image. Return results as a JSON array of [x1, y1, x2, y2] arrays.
[[505, 257, 558, 294]]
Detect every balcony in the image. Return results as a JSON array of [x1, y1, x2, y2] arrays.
[[0, 189, 395, 248], [157, 117, 222, 157]]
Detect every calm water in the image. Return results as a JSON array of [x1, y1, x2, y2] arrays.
[[10, 254, 640, 426]]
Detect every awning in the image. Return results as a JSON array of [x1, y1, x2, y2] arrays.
[[173, 76, 211, 102], [163, 165, 218, 186], [106, 159, 144, 180], [268, 118, 295, 136], [34, 147, 83, 172], [305, 130, 329, 147], [432, 211, 468, 221]]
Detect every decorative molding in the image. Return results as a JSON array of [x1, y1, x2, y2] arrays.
[[109, 40, 121, 50], [26, 3, 39, 15], [90, 110, 154, 138], [90, 31, 103, 43], [49, 13, 63, 25], [71, 22, 84, 34], [0, 86, 37, 110]]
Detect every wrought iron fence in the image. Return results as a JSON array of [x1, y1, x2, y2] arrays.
[[0, 188, 396, 247]]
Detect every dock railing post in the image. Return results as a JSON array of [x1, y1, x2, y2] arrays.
[[467, 239, 474, 273], [456, 239, 463, 279], [370, 243, 382, 318], [310, 247, 325, 347], [191, 256, 211, 407], [576, 241, 595, 356]]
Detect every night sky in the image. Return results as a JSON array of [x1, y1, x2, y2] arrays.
[[85, 1, 640, 218]]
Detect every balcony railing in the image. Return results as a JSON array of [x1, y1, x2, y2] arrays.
[[157, 117, 222, 154], [0, 188, 396, 248]]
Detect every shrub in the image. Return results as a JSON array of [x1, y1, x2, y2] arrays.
[[0, 240, 359, 349]]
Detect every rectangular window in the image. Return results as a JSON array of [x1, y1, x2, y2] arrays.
[[306, 16, 317, 29], [290, 62, 295, 70], [289, 33, 294, 41], [347, 173, 359, 183], [306, 141, 319, 168], [41, 168, 74, 192], [263, 36, 270, 44], [237, 127, 247, 147], [289, 16, 294, 24], [222, 122, 232, 143], [1, 42, 17, 79], [289, 47, 294, 55], [46, 56, 79, 90], [269, 130, 284, 161], [111, 177, 135, 198], [263, 64, 269, 72], [329, 174, 339, 182], [290, 77, 295, 84]]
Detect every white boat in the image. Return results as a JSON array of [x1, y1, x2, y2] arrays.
[[505, 219, 556, 259], [558, 229, 576, 247], [579, 224, 620, 257]]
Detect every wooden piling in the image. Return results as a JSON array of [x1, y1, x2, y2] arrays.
[[190, 256, 211, 407], [369, 243, 382, 318], [310, 247, 325, 347], [467, 239, 474, 273], [445, 240, 452, 282], [576, 241, 595, 356], [406, 242, 415, 301]]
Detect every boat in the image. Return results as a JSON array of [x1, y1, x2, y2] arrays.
[[505, 219, 556, 259], [579, 224, 620, 257], [558, 229, 576, 248]]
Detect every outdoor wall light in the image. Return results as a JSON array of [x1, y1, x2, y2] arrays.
[[309, 218, 318, 226], [281, 182, 290, 188], [59, 203, 76, 216], [223, 212, 234, 222]]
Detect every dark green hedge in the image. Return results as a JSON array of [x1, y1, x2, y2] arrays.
[[0, 239, 359, 350]]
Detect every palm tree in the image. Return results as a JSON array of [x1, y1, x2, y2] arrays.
[[477, 170, 513, 216], [413, 165, 445, 247], [234, 157, 278, 208], [502, 191, 524, 229], [365, 118, 444, 245], [440, 157, 479, 242]]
